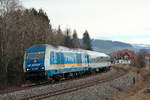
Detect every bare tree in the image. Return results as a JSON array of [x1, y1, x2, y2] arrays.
[[132, 49, 146, 68], [53, 25, 64, 46], [0, 0, 22, 16], [0, 0, 22, 85]]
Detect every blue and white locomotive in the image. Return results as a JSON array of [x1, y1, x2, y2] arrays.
[[23, 44, 111, 80]]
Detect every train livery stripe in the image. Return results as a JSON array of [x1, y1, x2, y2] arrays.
[[46, 62, 109, 70], [47, 62, 109, 67], [46, 66, 88, 70]]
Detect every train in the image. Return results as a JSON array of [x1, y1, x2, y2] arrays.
[[23, 44, 111, 81]]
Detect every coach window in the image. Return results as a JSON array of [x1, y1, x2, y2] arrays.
[[50, 51, 54, 64], [100, 57, 103, 61], [54, 52, 57, 64], [66, 56, 69, 63], [68, 57, 70, 62], [67, 57, 69, 62]]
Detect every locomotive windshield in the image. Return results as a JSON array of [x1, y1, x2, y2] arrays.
[[27, 51, 45, 60]]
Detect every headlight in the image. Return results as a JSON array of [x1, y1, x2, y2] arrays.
[[26, 68, 30, 71]]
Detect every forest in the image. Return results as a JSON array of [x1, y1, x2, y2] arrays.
[[0, 0, 92, 87]]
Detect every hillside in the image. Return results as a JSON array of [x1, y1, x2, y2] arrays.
[[92, 39, 134, 54], [91, 39, 150, 54]]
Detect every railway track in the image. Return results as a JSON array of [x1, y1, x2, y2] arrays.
[[21, 67, 128, 100], [0, 80, 50, 95], [0, 68, 109, 95]]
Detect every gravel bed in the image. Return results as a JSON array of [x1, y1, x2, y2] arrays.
[[0, 68, 131, 100], [44, 72, 138, 100]]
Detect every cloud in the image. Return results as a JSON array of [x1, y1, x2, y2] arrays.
[[119, 38, 150, 45], [22, 0, 150, 44]]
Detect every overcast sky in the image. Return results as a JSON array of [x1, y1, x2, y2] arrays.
[[22, 0, 150, 45]]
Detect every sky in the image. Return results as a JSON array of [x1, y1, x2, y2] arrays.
[[22, 0, 150, 45]]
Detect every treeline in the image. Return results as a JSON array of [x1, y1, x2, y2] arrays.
[[0, 0, 92, 87]]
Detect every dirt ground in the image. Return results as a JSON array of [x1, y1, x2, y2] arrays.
[[109, 65, 150, 100]]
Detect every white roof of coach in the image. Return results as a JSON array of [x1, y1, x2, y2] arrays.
[[46, 44, 109, 58], [77, 49, 109, 58]]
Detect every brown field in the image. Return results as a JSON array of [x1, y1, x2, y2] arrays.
[[110, 65, 150, 100]]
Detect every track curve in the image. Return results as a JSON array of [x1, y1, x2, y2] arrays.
[[21, 67, 128, 100]]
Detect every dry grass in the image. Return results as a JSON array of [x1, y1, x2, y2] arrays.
[[126, 88, 150, 100], [110, 65, 150, 100]]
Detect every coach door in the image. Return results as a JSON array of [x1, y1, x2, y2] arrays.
[[56, 52, 65, 70], [86, 55, 90, 66], [60, 52, 64, 66]]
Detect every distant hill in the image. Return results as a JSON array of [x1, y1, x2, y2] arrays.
[[131, 44, 150, 53], [80, 39, 150, 54], [91, 39, 134, 54]]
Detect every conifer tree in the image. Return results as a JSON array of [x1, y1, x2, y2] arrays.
[[82, 30, 92, 50], [72, 30, 80, 48], [64, 28, 72, 48]]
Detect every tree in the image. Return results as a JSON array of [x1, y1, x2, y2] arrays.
[[54, 25, 64, 46], [133, 49, 146, 68], [38, 9, 50, 23], [0, 0, 22, 16], [82, 30, 92, 50], [0, 1, 54, 86], [72, 30, 80, 48], [64, 28, 72, 48], [0, 0, 23, 86], [0, 16, 2, 73]]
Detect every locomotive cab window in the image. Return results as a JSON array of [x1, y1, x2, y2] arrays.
[[27, 52, 45, 60]]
